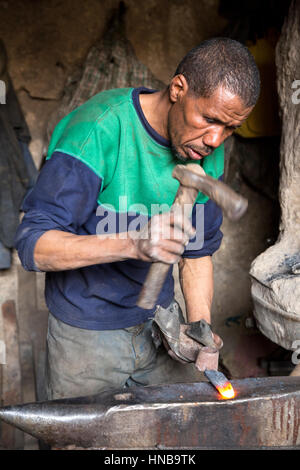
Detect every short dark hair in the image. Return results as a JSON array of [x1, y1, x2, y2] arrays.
[[174, 37, 260, 107]]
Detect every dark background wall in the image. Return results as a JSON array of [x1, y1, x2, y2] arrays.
[[0, 0, 227, 166]]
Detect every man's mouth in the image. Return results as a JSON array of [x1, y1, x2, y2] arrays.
[[185, 147, 207, 160]]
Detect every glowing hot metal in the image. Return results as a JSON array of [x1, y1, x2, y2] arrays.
[[204, 369, 236, 399], [216, 382, 235, 399]]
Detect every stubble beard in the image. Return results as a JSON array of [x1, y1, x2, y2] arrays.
[[167, 121, 187, 162], [170, 144, 187, 162]]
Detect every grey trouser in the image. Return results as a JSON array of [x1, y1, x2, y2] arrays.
[[45, 300, 204, 400]]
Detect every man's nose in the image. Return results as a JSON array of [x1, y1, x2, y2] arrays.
[[203, 127, 224, 148]]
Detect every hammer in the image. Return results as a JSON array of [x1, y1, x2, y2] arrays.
[[137, 163, 248, 310]]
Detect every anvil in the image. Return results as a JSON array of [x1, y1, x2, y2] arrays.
[[0, 376, 299, 449]]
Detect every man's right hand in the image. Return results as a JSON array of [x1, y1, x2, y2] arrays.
[[131, 208, 196, 264], [33, 209, 195, 272]]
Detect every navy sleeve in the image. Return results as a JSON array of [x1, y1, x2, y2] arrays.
[[182, 176, 224, 259], [14, 151, 102, 272]]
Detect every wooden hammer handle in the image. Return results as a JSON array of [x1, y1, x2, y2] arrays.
[[137, 184, 199, 310], [137, 262, 171, 310], [137, 168, 248, 310]]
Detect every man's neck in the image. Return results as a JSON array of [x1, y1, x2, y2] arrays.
[[139, 88, 171, 141]]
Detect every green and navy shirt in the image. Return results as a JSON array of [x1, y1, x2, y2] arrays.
[[15, 87, 224, 330]]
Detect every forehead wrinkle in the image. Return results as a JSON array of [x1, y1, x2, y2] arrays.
[[197, 98, 251, 125], [189, 85, 252, 123], [207, 108, 249, 125]]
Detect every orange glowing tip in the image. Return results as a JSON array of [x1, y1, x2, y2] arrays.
[[217, 382, 236, 400], [204, 370, 236, 400]]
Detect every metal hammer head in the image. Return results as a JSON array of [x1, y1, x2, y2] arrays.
[[172, 164, 248, 221]]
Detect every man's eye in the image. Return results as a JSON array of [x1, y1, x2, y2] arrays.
[[204, 117, 215, 124]]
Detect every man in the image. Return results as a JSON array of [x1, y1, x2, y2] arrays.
[[15, 38, 260, 399]]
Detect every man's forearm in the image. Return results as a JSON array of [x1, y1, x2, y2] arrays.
[[33, 210, 194, 272], [178, 256, 214, 324], [34, 230, 138, 271]]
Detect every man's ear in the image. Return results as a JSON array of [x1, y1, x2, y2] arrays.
[[169, 74, 189, 103]]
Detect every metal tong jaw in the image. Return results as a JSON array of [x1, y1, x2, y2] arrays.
[[152, 302, 223, 370]]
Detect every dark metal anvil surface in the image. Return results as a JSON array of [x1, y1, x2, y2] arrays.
[[0, 376, 299, 449]]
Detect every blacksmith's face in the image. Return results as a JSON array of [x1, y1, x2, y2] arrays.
[[167, 76, 253, 162]]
